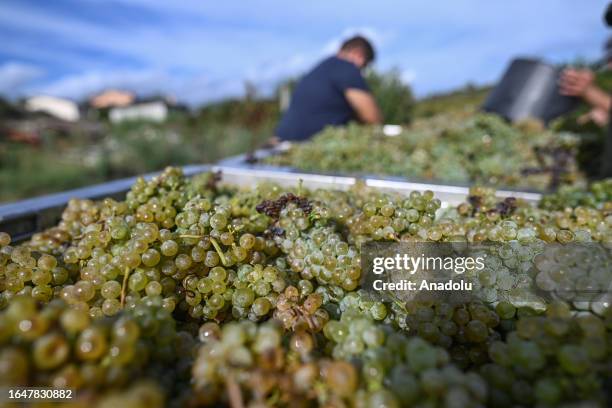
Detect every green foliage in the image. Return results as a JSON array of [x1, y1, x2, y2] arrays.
[[366, 69, 415, 124], [0, 108, 274, 203], [196, 98, 280, 128], [0, 97, 23, 120], [0, 144, 105, 201], [413, 84, 492, 118]]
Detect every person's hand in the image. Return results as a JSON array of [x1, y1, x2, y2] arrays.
[[577, 108, 609, 127], [559, 68, 594, 97]]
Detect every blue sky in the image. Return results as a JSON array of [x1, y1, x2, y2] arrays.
[[0, 0, 609, 105]]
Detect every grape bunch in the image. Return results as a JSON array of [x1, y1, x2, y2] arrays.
[[482, 301, 612, 407], [346, 190, 441, 244], [397, 300, 502, 368], [264, 113, 586, 190], [323, 309, 489, 407], [192, 321, 364, 407], [0, 167, 611, 407], [265, 194, 363, 291], [540, 179, 612, 210], [0, 296, 191, 393]]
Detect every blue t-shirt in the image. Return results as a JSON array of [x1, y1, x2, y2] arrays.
[[276, 56, 369, 141]]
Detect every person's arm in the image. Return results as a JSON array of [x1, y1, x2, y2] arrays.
[[344, 88, 382, 124], [582, 86, 612, 113], [560, 68, 611, 112], [577, 108, 609, 127]]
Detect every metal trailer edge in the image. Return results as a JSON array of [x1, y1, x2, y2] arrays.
[[0, 164, 541, 242]]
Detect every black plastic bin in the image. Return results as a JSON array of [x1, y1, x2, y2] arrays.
[[482, 58, 580, 123]]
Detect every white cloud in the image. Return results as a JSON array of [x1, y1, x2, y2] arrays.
[[245, 54, 308, 84], [0, 0, 608, 102], [2, 25, 402, 105], [32, 68, 248, 105], [39, 70, 171, 100], [401, 69, 417, 84], [0, 62, 44, 97]]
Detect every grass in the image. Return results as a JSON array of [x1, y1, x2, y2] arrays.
[[0, 112, 274, 203], [0, 145, 106, 202], [413, 85, 491, 118]]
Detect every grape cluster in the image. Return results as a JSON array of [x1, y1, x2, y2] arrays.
[[448, 185, 611, 244], [192, 321, 364, 407], [399, 300, 502, 368], [265, 113, 586, 190], [335, 290, 389, 322], [482, 301, 612, 407], [323, 310, 489, 407], [540, 179, 612, 210], [0, 167, 610, 406], [269, 197, 363, 291], [533, 243, 611, 313], [0, 296, 190, 393], [347, 190, 441, 244], [182, 263, 286, 322], [280, 225, 362, 291]]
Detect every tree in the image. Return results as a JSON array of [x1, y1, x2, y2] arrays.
[[366, 69, 415, 124]]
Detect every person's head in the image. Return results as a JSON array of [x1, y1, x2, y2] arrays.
[[337, 35, 375, 69], [605, 2, 612, 27]]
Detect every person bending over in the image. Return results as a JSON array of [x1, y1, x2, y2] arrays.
[[274, 35, 382, 143]]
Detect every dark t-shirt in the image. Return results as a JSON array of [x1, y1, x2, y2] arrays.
[[276, 56, 369, 141]]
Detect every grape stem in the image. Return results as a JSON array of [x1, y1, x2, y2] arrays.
[[120, 266, 131, 308], [210, 237, 228, 266], [296, 306, 317, 331], [226, 374, 244, 408], [386, 291, 408, 314], [179, 234, 203, 239], [266, 389, 280, 406]]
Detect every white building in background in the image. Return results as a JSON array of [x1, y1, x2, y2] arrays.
[[24, 95, 80, 122], [109, 101, 168, 123]]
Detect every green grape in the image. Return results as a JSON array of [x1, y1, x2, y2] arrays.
[[33, 333, 70, 370], [557, 345, 589, 375], [76, 327, 108, 361], [0, 231, 11, 247], [0, 347, 29, 385], [102, 299, 122, 316], [141, 249, 161, 267], [101, 281, 122, 299], [233, 288, 255, 308], [145, 281, 162, 297], [251, 297, 271, 316], [160, 240, 179, 257]]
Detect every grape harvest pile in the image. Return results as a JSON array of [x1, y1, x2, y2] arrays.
[[1, 167, 611, 408], [539, 179, 612, 210], [265, 114, 585, 190]]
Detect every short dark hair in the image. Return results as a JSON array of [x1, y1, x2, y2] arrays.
[[605, 2, 612, 26], [340, 35, 375, 65]]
